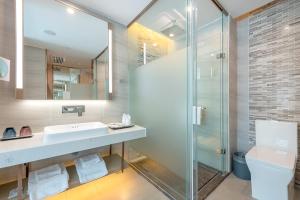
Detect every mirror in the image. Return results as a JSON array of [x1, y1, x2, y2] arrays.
[[22, 0, 111, 100]]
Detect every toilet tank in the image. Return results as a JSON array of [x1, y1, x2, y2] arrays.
[[255, 120, 298, 154]]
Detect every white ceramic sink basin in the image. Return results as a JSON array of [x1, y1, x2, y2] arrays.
[[43, 122, 108, 144]]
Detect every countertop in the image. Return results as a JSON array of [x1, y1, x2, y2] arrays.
[[0, 125, 146, 168]]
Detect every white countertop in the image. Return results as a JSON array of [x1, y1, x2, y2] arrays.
[[0, 126, 146, 168]]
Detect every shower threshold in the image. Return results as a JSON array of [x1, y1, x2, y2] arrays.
[[130, 158, 227, 200], [197, 164, 228, 200]]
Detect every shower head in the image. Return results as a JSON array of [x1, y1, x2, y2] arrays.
[[160, 23, 185, 39], [158, 10, 186, 39]]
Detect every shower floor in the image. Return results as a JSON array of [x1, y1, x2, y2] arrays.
[[130, 158, 226, 200]]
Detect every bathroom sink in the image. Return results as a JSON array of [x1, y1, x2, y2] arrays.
[[43, 122, 108, 143]]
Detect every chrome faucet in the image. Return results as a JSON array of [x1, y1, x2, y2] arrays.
[[62, 105, 85, 117]]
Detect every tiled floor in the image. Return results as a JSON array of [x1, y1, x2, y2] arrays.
[[47, 168, 169, 200], [130, 158, 223, 200], [207, 173, 300, 200], [47, 170, 300, 200], [4, 168, 297, 200]]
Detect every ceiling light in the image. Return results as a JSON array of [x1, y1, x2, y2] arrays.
[[67, 7, 75, 14], [169, 33, 174, 37], [210, 53, 215, 57], [152, 43, 157, 47], [284, 25, 290, 30]]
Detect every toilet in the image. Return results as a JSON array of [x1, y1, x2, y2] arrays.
[[246, 120, 298, 200]]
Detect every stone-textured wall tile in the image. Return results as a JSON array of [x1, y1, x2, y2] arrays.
[[249, 0, 300, 184]]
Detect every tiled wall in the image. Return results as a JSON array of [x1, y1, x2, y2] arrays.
[[228, 17, 238, 170], [0, 0, 128, 184], [248, 0, 300, 184], [237, 18, 251, 152], [23, 45, 47, 99]]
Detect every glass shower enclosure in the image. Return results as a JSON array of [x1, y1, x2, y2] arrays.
[[127, 0, 230, 199]]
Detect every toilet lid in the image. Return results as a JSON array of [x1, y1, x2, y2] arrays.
[[246, 146, 296, 170]]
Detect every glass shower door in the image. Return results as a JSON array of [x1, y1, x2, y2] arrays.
[[195, 12, 227, 175]]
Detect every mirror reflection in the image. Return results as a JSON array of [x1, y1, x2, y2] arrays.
[[23, 0, 110, 100]]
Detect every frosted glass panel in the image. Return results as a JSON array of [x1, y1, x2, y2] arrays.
[[128, 0, 189, 198], [129, 48, 187, 177]]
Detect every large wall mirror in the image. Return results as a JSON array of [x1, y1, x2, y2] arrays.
[[22, 0, 111, 100]]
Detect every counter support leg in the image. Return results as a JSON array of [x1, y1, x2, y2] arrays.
[[109, 144, 112, 156], [121, 142, 125, 173], [25, 163, 29, 178], [17, 164, 23, 200]]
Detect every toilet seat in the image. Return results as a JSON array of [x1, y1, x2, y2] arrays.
[[246, 146, 296, 172], [246, 146, 297, 200]]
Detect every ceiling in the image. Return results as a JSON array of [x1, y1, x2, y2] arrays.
[[66, 0, 274, 26], [24, 0, 108, 64], [68, 0, 153, 26], [137, 0, 222, 34], [219, 0, 273, 17]]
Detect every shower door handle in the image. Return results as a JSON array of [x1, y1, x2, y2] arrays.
[[193, 106, 206, 125]]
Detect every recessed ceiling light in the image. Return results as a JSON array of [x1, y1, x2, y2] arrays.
[[210, 53, 215, 57], [67, 7, 75, 14], [152, 43, 157, 47], [44, 30, 56, 36], [169, 33, 174, 37]]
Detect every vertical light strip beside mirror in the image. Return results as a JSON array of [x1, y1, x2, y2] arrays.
[[108, 27, 113, 98], [16, 0, 23, 98], [16, 0, 23, 88]]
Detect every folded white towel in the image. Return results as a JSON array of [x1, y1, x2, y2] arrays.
[[78, 154, 101, 168], [28, 164, 69, 200], [34, 164, 62, 182], [75, 154, 108, 183], [77, 169, 108, 184], [77, 161, 107, 175]]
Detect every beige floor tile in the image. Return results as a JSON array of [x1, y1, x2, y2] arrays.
[[47, 168, 169, 200], [207, 173, 300, 200]]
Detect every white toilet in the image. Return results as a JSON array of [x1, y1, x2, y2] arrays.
[[246, 120, 298, 200]]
